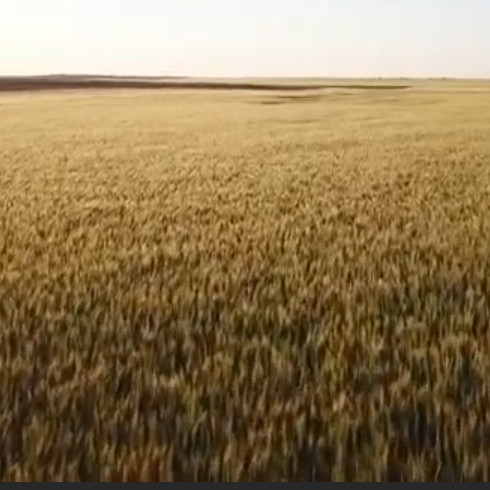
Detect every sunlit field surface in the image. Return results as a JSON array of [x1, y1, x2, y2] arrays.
[[1, 81, 490, 481]]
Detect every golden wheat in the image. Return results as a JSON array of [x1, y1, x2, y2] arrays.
[[1, 82, 490, 481]]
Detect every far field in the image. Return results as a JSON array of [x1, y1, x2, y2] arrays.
[[1, 80, 490, 481]]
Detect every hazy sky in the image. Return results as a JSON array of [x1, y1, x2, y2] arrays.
[[1, 0, 489, 78]]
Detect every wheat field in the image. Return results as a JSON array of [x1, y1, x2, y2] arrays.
[[1, 82, 490, 481]]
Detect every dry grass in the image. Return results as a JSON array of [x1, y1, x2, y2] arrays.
[[1, 82, 490, 481]]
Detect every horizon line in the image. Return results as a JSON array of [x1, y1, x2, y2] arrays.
[[1, 73, 490, 82]]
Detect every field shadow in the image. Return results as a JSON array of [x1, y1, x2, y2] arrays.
[[256, 94, 327, 105], [254, 85, 412, 105]]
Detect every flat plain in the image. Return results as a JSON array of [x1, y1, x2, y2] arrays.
[[1, 80, 490, 481]]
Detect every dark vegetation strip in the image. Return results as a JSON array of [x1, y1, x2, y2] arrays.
[[0, 77, 411, 93]]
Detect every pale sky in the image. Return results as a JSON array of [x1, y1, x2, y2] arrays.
[[1, 0, 489, 78]]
